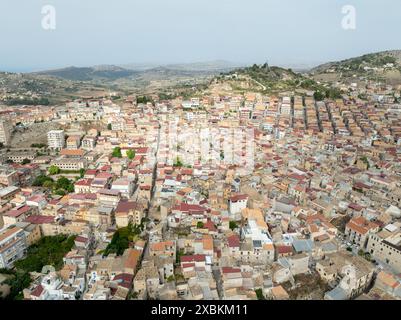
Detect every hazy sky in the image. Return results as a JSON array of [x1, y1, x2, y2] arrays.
[[0, 0, 400, 72]]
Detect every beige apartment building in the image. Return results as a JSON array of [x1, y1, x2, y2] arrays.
[[366, 224, 401, 273], [345, 216, 379, 249]]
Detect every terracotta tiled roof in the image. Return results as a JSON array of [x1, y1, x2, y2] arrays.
[[25, 215, 55, 224], [31, 285, 44, 297], [229, 194, 248, 202], [227, 234, 240, 247], [221, 267, 241, 274], [181, 254, 206, 263]]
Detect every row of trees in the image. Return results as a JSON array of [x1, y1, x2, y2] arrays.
[[31, 143, 47, 148], [3, 97, 50, 106], [313, 87, 343, 101]]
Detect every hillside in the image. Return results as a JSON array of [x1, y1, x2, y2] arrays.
[[218, 64, 331, 95], [310, 50, 401, 84], [0, 71, 121, 105], [2, 51, 401, 107], [0, 64, 222, 106]]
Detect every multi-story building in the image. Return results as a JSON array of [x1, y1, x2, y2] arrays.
[[3, 205, 35, 227], [47, 130, 65, 150], [66, 135, 81, 149], [51, 158, 87, 171], [0, 226, 27, 269], [320, 252, 375, 300], [97, 189, 121, 208], [111, 179, 134, 198], [0, 169, 19, 187], [0, 120, 12, 146], [81, 136, 96, 151], [115, 200, 144, 227], [228, 194, 248, 217], [149, 240, 176, 259], [366, 223, 401, 273], [7, 152, 36, 163], [345, 216, 379, 249], [239, 208, 275, 264]]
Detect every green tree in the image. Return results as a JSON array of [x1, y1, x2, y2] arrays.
[[107, 123, 112, 130], [197, 221, 204, 229], [21, 158, 31, 165], [104, 224, 141, 256], [126, 149, 135, 160], [79, 168, 85, 178], [136, 96, 153, 104], [255, 288, 265, 300], [174, 156, 183, 167], [176, 249, 185, 264], [251, 64, 259, 72], [129, 291, 139, 299], [32, 175, 54, 187], [325, 88, 342, 99], [48, 165, 61, 175], [314, 91, 325, 101], [55, 177, 74, 193], [4, 271, 32, 300], [229, 221, 238, 231], [112, 147, 122, 158], [55, 189, 66, 196], [42, 180, 54, 189]]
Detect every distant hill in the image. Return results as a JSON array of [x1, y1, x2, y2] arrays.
[[122, 60, 244, 72], [134, 66, 227, 78], [33, 65, 138, 81], [32, 61, 242, 82]]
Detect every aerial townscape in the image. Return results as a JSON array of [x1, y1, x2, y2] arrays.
[[0, 49, 401, 302]]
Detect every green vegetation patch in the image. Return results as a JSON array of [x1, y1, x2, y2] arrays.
[[104, 222, 144, 256], [1, 235, 75, 300]]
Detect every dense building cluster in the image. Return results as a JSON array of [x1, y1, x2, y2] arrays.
[[0, 79, 401, 300]]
